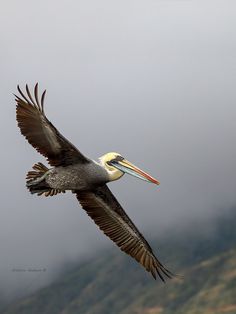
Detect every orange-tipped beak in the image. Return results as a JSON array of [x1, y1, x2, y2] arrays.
[[110, 159, 160, 185]]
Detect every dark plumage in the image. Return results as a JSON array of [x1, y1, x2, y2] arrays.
[[15, 83, 89, 167]]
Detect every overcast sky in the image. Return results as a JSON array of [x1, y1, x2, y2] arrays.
[[1, 0, 236, 302]]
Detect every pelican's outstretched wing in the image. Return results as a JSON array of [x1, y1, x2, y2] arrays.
[[15, 84, 89, 166], [76, 185, 174, 281]]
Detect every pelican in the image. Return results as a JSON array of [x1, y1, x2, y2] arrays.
[[15, 84, 174, 281]]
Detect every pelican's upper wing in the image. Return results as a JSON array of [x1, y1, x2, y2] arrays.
[[15, 84, 89, 166], [76, 185, 174, 281]]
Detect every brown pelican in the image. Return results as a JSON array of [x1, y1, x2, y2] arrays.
[[15, 84, 174, 281]]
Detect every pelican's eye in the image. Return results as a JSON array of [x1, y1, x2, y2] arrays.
[[107, 156, 124, 166], [114, 156, 124, 162]]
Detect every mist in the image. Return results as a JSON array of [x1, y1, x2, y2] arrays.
[[1, 0, 236, 302]]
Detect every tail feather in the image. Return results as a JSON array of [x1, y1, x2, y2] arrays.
[[26, 162, 49, 181], [26, 162, 65, 197]]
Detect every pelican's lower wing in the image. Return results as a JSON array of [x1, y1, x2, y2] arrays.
[[76, 185, 174, 281]]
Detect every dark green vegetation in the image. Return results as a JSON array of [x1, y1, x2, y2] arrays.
[[3, 209, 236, 314]]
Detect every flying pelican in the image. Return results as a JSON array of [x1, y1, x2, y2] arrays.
[[15, 84, 174, 281]]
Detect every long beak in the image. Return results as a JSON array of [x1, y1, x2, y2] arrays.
[[110, 159, 160, 185]]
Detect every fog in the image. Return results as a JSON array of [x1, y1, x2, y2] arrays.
[[0, 0, 236, 302]]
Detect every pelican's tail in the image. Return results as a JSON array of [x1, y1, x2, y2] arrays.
[[26, 162, 65, 197]]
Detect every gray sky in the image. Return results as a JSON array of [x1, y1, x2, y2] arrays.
[[1, 0, 236, 301]]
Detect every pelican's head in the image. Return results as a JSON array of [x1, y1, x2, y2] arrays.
[[99, 152, 160, 185]]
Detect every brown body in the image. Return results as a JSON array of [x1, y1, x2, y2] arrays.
[[46, 163, 109, 191]]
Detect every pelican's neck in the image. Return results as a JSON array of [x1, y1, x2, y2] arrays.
[[97, 158, 124, 182]]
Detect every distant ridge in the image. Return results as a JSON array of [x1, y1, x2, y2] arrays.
[[3, 208, 236, 314]]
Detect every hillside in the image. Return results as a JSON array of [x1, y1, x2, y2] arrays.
[[2, 209, 236, 314]]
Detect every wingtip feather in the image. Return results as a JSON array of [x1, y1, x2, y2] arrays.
[[34, 82, 41, 109]]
